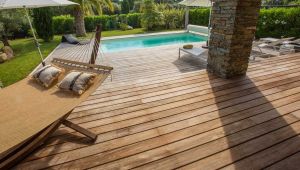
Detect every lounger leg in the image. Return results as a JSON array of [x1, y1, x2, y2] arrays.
[[179, 49, 181, 59], [62, 120, 98, 142]]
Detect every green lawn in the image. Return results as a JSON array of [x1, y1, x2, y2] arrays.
[[102, 28, 145, 37], [0, 36, 61, 87], [0, 28, 179, 87]]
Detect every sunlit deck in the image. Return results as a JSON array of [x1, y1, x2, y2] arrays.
[[15, 44, 300, 169]]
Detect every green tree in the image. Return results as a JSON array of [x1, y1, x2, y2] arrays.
[[141, 0, 164, 30], [133, 1, 143, 12], [71, 0, 114, 36], [121, 0, 130, 14], [103, 3, 121, 14], [0, 10, 27, 46], [33, 7, 54, 42], [128, 0, 135, 10]]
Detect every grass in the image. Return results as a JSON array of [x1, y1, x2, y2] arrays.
[[103, 28, 145, 37], [0, 36, 61, 87], [0, 28, 180, 87]]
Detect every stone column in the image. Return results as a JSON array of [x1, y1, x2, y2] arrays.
[[207, 0, 261, 78]]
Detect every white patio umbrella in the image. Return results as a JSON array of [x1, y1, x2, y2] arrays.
[[179, 0, 213, 47], [179, 0, 212, 28], [0, 0, 78, 66]]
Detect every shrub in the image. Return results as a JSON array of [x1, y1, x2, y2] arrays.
[[118, 14, 128, 24], [256, 7, 300, 38], [33, 7, 54, 42], [50, 7, 300, 39], [162, 9, 184, 29], [120, 23, 133, 30], [189, 7, 300, 38], [0, 9, 28, 46], [85, 15, 111, 32], [107, 15, 118, 30], [52, 15, 74, 34], [127, 13, 142, 28], [141, 0, 164, 31], [189, 8, 210, 26]]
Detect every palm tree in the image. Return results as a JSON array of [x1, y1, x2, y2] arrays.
[[71, 0, 114, 36]]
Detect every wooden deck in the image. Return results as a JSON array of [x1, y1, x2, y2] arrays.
[[15, 44, 300, 169]]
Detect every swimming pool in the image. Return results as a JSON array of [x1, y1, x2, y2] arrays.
[[101, 32, 207, 53]]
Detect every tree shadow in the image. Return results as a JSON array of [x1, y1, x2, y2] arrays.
[[207, 71, 300, 169], [172, 52, 207, 73]]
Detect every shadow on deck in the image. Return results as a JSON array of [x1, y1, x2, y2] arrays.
[[13, 44, 300, 169]]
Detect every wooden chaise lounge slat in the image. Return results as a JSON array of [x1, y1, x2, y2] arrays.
[[0, 58, 113, 168]]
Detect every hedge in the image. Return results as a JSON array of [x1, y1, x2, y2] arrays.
[[85, 15, 111, 31], [52, 8, 300, 38], [52, 15, 74, 34], [53, 13, 142, 34], [189, 7, 300, 38], [163, 9, 185, 29], [189, 8, 210, 26], [127, 13, 142, 28], [256, 7, 300, 38]]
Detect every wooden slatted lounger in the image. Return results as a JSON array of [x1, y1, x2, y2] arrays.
[[179, 47, 207, 61], [0, 58, 113, 169]]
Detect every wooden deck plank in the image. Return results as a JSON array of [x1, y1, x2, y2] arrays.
[[179, 121, 300, 170], [133, 114, 300, 170], [71, 62, 300, 119], [81, 60, 300, 106], [219, 135, 300, 169], [63, 75, 300, 133], [27, 54, 300, 149], [75, 57, 296, 107], [96, 115, 300, 170], [26, 90, 300, 161], [28, 107, 300, 169], [16, 86, 300, 168], [98, 54, 299, 91], [13, 44, 300, 170], [98, 54, 300, 91], [264, 151, 300, 170], [70, 66, 300, 123]]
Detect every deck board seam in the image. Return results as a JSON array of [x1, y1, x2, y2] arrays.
[[26, 93, 300, 164], [45, 113, 300, 169], [72, 63, 300, 115]]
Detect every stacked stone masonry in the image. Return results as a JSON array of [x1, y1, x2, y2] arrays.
[[207, 0, 261, 78]]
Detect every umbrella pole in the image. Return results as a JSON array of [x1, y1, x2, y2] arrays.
[[207, 1, 214, 46], [202, 1, 213, 49], [24, 7, 46, 66], [185, 6, 189, 29]]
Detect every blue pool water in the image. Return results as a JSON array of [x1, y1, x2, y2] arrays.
[[101, 33, 207, 53]]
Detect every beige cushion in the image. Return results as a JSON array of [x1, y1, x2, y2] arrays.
[[58, 71, 96, 95], [32, 65, 63, 88]]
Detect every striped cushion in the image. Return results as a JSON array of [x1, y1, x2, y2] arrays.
[[32, 65, 63, 88], [58, 71, 96, 95]]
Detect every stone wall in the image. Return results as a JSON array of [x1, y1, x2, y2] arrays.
[[207, 0, 261, 78]]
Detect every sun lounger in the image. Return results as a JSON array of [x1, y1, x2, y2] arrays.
[[0, 58, 113, 169], [179, 47, 207, 61], [281, 39, 300, 52], [253, 37, 295, 52], [62, 34, 90, 45]]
